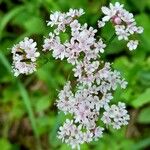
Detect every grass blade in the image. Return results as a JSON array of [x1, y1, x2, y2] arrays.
[[0, 52, 42, 150]]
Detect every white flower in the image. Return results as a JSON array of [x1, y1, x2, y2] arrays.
[[74, 103, 90, 124], [136, 26, 144, 34], [112, 2, 124, 11], [119, 10, 135, 23], [52, 43, 66, 60], [47, 11, 64, 27], [43, 33, 55, 51], [126, 22, 137, 34], [76, 8, 85, 16], [84, 61, 99, 74], [101, 5, 116, 22], [101, 2, 123, 23], [97, 20, 105, 28], [115, 25, 129, 40], [93, 127, 104, 141], [127, 40, 139, 51], [100, 93, 113, 108], [70, 20, 81, 32], [83, 131, 93, 142], [67, 8, 84, 17], [120, 79, 128, 89], [94, 39, 106, 53], [101, 113, 111, 124], [73, 61, 83, 78]]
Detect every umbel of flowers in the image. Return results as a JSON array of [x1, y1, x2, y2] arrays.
[[11, 2, 143, 150], [98, 2, 143, 50], [12, 37, 40, 76]]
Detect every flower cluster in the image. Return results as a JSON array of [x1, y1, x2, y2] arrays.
[[58, 119, 104, 149], [56, 65, 128, 149], [47, 8, 84, 34], [101, 102, 129, 129], [43, 19, 102, 66], [12, 37, 40, 76], [98, 2, 144, 50], [11, 2, 143, 150], [42, 4, 137, 149]]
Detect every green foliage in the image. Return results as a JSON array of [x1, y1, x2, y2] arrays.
[[0, 138, 12, 150], [132, 88, 150, 108], [138, 107, 150, 124], [0, 0, 150, 150]]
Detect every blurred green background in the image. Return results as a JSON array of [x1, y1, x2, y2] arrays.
[[0, 0, 150, 150]]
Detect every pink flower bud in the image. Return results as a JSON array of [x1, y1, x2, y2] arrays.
[[113, 16, 122, 25]]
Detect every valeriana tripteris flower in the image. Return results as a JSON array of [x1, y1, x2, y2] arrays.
[[42, 6, 133, 149], [58, 119, 103, 150], [127, 40, 139, 51], [12, 37, 40, 76], [10, 1, 143, 150], [101, 102, 130, 129], [98, 2, 144, 50], [47, 8, 84, 34]]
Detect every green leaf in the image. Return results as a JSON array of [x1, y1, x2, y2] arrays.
[[136, 14, 150, 51], [36, 116, 52, 135], [0, 138, 12, 150], [138, 107, 150, 124], [49, 112, 66, 147], [60, 144, 70, 150], [35, 96, 51, 112], [138, 70, 150, 86], [131, 88, 150, 108], [37, 61, 60, 89], [129, 0, 148, 12], [113, 56, 131, 79], [24, 17, 47, 34], [18, 82, 42, 150], [0, 53, 12, 74], [131, 138, 150, 150], [0, 6, 25, 39], [18, 82, 38, 135]]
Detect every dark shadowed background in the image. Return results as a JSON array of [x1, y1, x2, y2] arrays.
[[0, 0, 150, 150]]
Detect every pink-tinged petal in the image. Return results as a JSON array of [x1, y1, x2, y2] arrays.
[[115, 2, 124, 8], [109, 3, 114, 9], [101, 6, 110, 15], [102, 16, 110, 22]]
